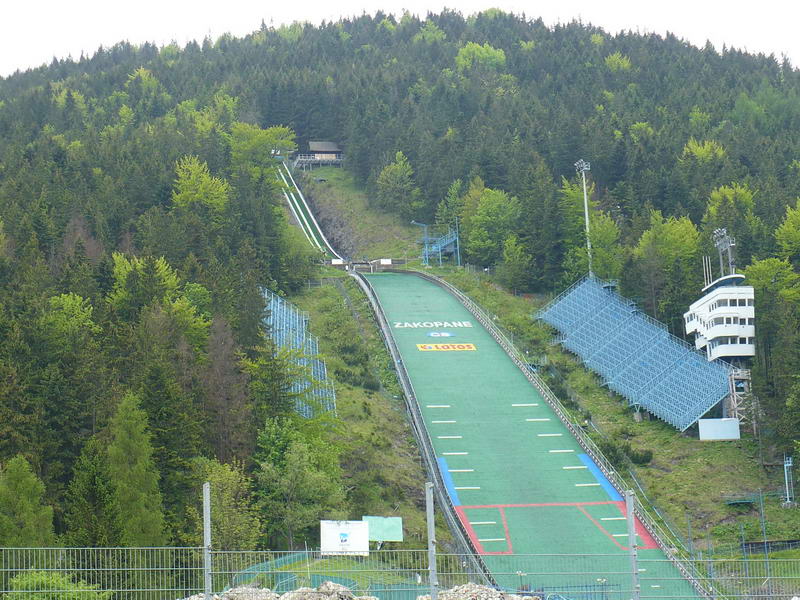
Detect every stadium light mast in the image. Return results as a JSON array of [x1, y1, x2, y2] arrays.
[[575, 159, 593, 275], [411, 220, 430, 266]]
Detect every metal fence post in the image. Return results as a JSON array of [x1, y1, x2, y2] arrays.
[[625, 490, 640, 600], [203, 482, 212, 600], [426, 482, 439, 600]]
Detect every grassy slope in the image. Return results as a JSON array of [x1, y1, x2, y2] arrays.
[[300, 168, 800, 554], [298, 168, 419, 259]]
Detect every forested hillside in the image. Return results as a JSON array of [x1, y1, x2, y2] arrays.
[[1, 9, 799, 546]]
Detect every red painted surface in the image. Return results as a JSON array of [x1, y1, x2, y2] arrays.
[[455, 500, 658, 555]]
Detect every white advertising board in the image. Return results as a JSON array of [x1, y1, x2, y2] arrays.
[[320, 520, 370, 556], [698, 418, 741, 441]]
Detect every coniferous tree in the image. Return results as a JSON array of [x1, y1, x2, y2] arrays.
[[0, 455, 55, 546], [135, 360, 199, 538], [107, 392, 166, 546], [204, 317, 253, 463], [64, 437, 122, 546]]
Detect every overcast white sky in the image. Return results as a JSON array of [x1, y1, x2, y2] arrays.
[[2, 1, 798, 77]]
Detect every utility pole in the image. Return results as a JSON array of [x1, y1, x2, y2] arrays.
[[203, 482, 212, 600], [758, 489, 772, 594], [575, 159, 593, 275], [624, 491, 641, 600], [425, 482, 439, 600], [411, 221, 430, 266]]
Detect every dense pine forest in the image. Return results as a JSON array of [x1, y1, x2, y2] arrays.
[[1, 9, 800, 547]]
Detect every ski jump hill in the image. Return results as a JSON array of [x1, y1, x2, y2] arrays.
[[278, 163, 709, 599]]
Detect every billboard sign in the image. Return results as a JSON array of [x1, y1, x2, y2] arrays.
[[698, 418, 741, 441], [320, 520, 370, 556], [362, 516, 403, 542]]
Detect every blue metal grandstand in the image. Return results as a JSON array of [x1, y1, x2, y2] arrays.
[[537, 275, 730, 431], [263, 290, 337, 418]]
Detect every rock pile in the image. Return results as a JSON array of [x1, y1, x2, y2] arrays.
[[182, 581, 375, 600], [183, 581, 531, 600], [417, 583, 530, 600]]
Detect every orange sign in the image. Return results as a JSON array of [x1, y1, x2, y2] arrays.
[[416, 343, 476, 352]]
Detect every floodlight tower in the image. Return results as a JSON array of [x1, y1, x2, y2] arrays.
[[713, 228, 736, 276], [575, 159, 593, 275], [411, 221, 430, 266]]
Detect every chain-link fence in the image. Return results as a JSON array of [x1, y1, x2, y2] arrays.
[[2, 548, 800, 600]]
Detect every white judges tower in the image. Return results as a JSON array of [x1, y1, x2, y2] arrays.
[[684, 228, 755, 436], [684, 229, 755, 362]]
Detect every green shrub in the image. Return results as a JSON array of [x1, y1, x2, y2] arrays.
[[5, 572, 113, 600]]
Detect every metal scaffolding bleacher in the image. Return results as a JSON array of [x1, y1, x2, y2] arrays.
[[538, 275, 730, 431], [263, 290, 337, 418]]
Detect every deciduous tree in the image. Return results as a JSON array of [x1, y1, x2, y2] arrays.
[[375, 151, 422, 218], [187, 457, 262, 550]]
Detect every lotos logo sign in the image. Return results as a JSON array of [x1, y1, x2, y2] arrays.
[[417, 343, 476, 352], [394, 321, 473, 328]]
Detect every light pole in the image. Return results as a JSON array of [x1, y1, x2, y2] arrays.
[[411, 221, 429, 266], [575, 159, 593, 275]]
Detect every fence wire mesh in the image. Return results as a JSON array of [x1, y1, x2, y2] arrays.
[[2, 549, 800, 600], [0, 547, 204, 599]]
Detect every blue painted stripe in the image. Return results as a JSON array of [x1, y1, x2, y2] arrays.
[[438, 457, 462, 506], [578, 453, 623, 501]]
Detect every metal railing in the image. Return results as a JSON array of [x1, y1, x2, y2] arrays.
[[2, 548, 799, 600], [0, 547, 204, 599]]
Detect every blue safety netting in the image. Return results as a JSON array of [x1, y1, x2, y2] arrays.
[[538, 276, 730, 431], [263, 290, 337, 418]]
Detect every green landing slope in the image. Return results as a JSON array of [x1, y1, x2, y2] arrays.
[[365, 272, 700, 598]]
